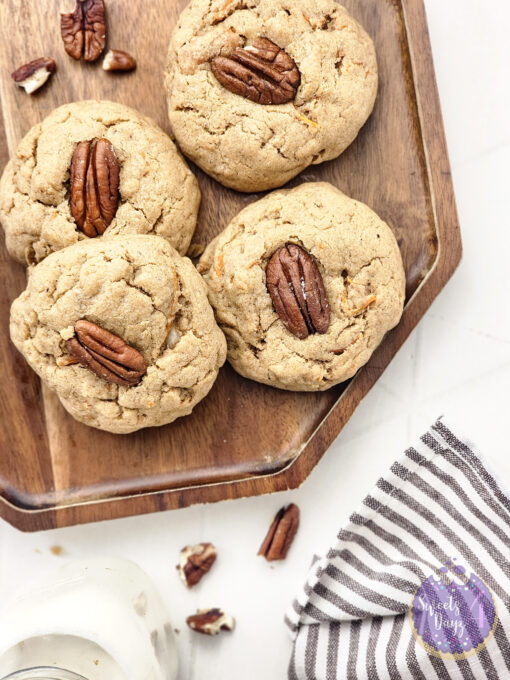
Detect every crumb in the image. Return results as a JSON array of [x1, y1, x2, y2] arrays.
[[50, 545, 63, 556]]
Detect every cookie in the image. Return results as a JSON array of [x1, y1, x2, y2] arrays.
[[10, 235, 226, 433], [165, 0, 377, 192], [0, 100, 200, 265], [198, 182, 405, 391]]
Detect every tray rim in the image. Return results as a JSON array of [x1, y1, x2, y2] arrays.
[[0, 0, 462, 531]]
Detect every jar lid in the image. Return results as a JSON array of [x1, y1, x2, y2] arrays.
[[1, 669, 88, 680]]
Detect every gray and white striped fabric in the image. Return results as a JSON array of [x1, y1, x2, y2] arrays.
[[286, 419, 510, 679]]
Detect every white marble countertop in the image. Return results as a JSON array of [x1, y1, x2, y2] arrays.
[[1, 1, 509, 678]]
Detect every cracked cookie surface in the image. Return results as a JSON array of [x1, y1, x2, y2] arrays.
[[0, 100, 200, 265], [165, 0, 377, 192], [198, 182, 405, 391], [10, 235, 226, 433]]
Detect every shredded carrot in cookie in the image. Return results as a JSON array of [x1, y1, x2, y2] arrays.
[[346, 277, 364, 287], [302, 13, 312, 25], [215, 253, 224, 277], [219, 0, 236, 11], [247, 260, 259, 268], [293, 105, 319, 129], [342, 294, 377, 317], [214, 0, 237, 21], [57, 356, 80, 367]]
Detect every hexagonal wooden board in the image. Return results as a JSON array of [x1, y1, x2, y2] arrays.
[[0, 0, 461, 530]]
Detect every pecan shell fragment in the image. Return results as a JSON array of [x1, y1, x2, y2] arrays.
[[211, 37, 300, 105], [186, 608, 235, 635], [11, 57, 56, 94], [103, 49, 137, 72], [258, 503, 300, 561], [266, 244, 330, 339], [66, 320, 147, 386], [69, 138, 120, 237], [177, 543, 217, 588], [61, 0, 107, 62]]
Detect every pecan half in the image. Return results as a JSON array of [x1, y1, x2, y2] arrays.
[[69, 138, 120, 237], [66, 320, 147, 386], [177, 543, 217, 588], [211, 37, 300, 105], [186, 609, 235, 636], [11, 57, 56, 94], [266, 244, 330, 339], [258, 504, 300, 561], [61, 0, 107, 62], [103, 49, 137, 71]]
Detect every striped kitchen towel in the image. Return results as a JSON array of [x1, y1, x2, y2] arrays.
[[286, 418, 510, 679]]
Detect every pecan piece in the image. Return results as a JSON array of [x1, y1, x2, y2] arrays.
[[11, 57, 56, 94], [186, 609, 235, 636], [61, 0, 107, 62], [69, 138, 120, 237], [266, 244, 330, 339], [66, 320, 147, 386], [258, 504, 300, 561], [211, 37, 300, 105], [103, 49, 137, 72], [177, 543, 217, 588]]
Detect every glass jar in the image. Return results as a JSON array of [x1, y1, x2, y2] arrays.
[[3, 670, 86, 680], [0, 558, 178, 680]]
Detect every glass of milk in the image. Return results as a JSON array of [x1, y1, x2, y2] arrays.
[[0, 558, 178, 680], [3, 670, 87, 679]]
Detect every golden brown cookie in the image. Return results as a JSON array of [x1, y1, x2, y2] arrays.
[[165, 0, 377, 192], [0, 100, 200, 265], [198, 182, 405, 391], [10, 235, 226, 433]]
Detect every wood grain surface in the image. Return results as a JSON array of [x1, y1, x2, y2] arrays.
[[0, 0, 461, 531]]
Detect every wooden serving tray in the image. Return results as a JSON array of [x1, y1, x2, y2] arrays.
[[0, 0, 461, 531]]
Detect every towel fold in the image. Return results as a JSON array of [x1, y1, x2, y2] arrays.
[[286, 418, 510, 679]]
